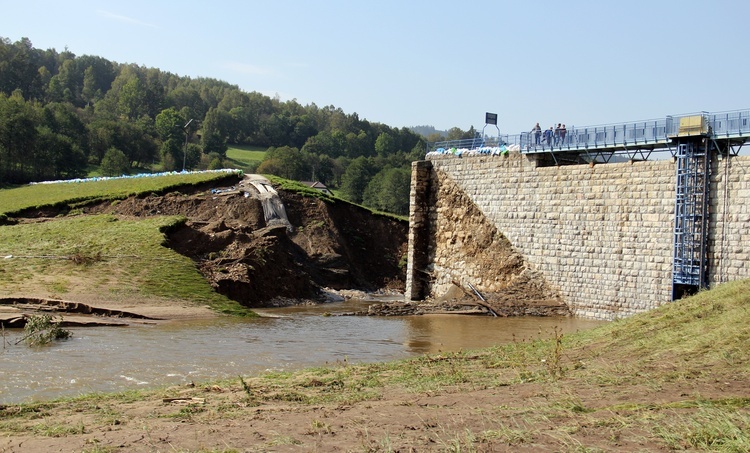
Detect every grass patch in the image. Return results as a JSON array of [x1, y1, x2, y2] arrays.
[[225, 145, 266, 173], [567, 279, 750, 386], [0, 171, 240, 217], [0, 214, 251, 315], [653, 407, 750, 451], [266, 175, 408, 223], [265, 175, 336, 203]]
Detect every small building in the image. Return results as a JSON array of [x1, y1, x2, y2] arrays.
[[300, 181, 332, 196]]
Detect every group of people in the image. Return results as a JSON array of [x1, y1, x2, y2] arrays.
[[531, 122, 568, 147]]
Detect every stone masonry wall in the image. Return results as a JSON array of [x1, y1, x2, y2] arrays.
[[708, 155, 750, 285], [405, 160, 433, 301], [407, 152, 750, 319]]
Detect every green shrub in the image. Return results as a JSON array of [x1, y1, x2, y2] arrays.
[[23, 314, 71, 346]]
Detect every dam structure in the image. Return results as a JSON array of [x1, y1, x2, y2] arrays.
[[406, 109, 750, 319]]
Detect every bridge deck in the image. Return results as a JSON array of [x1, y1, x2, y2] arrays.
[[427, 109, 750, 160]]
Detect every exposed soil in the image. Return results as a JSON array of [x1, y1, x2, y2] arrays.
[[81, 176, 409, 309]]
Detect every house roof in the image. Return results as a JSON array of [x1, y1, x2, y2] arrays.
[[300, 181, 328, 189]]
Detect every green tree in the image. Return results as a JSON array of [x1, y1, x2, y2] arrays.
[[203, 151, 224, 170], [257, 146, 306, 180], [378, 167, 411, 215], [35, 126, 86, 180], [160, 137, 183, 171], [155, 107, 185, 142], [374, 132, 397, 157], [340, 156, 373, 204], [155, 108, 189, 169], [200, 132, 225, 157], [41, 102, 89, 157], [166, 84, 206, 121], [290, 114, 318, 149], [45, 73, 65, 103], [185, 143, 202, 170], [88, 119, 157, 167], [0, 37, 433, 185], [362, 170, 385, 210], [117, 76, 147, 120], [0, 91, 38, 183], [345, 130, 371, 158], [81, 66, 98, 106], [446, 126, 475, 141], [201, 107, 229, 156], [303, 152, 336, 184], [155, 109, 187, 170], [261, 113, 293, 147], [302, 130, 343, 158], [100, 147, 130, 176], [0, 38, 43, 99], [362, 167, 410, 215]]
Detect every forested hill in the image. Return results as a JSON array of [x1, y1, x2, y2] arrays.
[[0, 37, 475, 215]]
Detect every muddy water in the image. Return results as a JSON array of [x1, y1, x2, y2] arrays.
[[0, 298, 604, 404]]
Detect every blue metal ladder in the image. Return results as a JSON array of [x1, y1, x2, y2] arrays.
[[672, 141, 711, 299]]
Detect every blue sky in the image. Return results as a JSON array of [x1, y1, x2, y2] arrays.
[[2, 0, 749, 134]]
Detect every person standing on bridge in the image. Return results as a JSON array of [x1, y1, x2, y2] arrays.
[[560, 124, 567, 146], [544, 126, 554, 148], [532, 122, 542, 145], [554, 124, 562, 147]]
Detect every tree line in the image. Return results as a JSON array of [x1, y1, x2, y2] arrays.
[[0, 37, 480, 214]]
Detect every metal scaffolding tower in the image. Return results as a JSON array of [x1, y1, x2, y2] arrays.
[[672, 141, 711, 299]]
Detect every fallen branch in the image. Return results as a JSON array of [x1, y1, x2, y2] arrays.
[[451, 279, 498, 317], [465, 281, 498, 317]]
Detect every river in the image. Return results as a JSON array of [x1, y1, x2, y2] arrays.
[[0, 297, 604, 404]]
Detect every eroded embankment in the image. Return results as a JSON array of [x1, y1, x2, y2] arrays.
[[0, 297, 157, 327], [82, 178, 409, 308]]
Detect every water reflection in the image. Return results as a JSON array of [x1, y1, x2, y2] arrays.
[[402, 315, 602, 354], [0, 299, 603, 404]]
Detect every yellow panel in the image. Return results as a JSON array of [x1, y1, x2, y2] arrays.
[[677, 115, 707, 136]]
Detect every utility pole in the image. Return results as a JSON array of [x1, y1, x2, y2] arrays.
[[182, 118, 194, 171]]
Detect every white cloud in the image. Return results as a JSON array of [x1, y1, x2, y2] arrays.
[[97, 10, 158, 29]]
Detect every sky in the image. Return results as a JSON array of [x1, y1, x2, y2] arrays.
[[2, 0, 749, 135]]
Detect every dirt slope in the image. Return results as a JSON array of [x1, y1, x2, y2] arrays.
[[86, 181, 408, 308]]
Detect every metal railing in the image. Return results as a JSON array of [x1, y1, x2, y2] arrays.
[[427, 108, 750, 155]]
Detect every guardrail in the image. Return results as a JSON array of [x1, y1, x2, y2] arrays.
[[427, 109, 750, 155]]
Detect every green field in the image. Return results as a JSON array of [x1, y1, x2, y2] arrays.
[[225, 145, 267, 173], [0, 171, 240, 217]]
